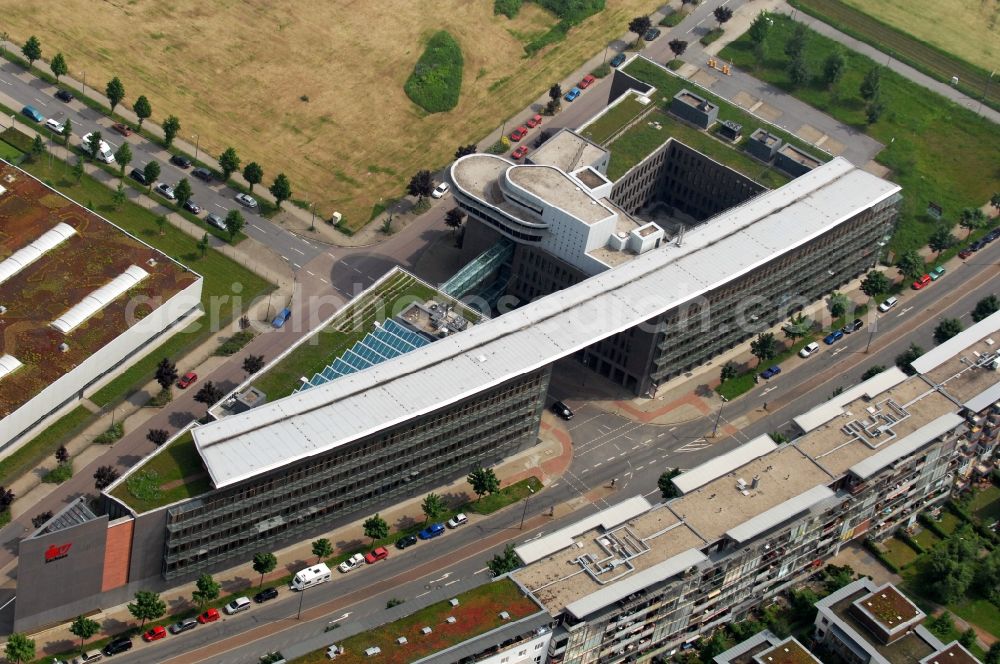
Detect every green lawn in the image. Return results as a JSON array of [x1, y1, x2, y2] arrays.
[[0, 138, 23, 161], [912, 528, 941, 550], [717, 372, 757, 400], [109, 431, 212, 512], [950, 596, 1000, 640], [881, 536, 919, 569], [719, 14, 1000, 256], [581, 95, 652, 145], [468, 477, 543, 515], [404, 31, 464, 113], [967, 484, 1000, 523], [0, 407, 92, 488]]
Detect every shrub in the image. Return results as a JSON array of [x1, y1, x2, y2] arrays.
[[42, 463, 73, 484], [660, 11, 686, 27], [214, 330, 256, 356], [592, 63, 612, 78], [94, 422, 124, 444], [667, 59, 684, 71], [148, 388, 172, 408], [404, 31, 464, 113], [700, 28, 724, 45], [494, 0, 522, 18]]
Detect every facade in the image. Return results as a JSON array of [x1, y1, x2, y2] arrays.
[[510, 312, 1000, 664], [0, 162, 202, 453]]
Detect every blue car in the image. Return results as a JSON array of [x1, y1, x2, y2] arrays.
[[759, 365, 782, 380], [824, 329, 844, 345], [564, 87, 581, 102], [21, 105, 45, 123], [418, 523, 445, 540], [610, 53, 626, 67], [272, 307, 292, 329]]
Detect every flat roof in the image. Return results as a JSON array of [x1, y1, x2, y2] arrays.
[[193, 157, 900, 489], [922, 643, 980, 664], [726, 484, 835, 544], [849, 412, 964, 480], [755, 638, 822, 664], [854, 583, 921, 631], [529, 128, 608, 173], [919, 311, 1000, 405], [794, 368, 909, 433], [672, 435, 777, 495], [506, 165, 616, 224], [0, 161, 198, 419], [911, 310, 1000, 374]]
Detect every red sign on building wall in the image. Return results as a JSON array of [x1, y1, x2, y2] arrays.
[[44, 543, 72, 563]]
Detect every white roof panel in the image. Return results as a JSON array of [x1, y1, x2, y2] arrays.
[[672, 435, 778, 495], [194, 158, 901, 489], [849, 413, 965, 480], [726, 484, 835, 544], [0, 354, 24, 381], [794, 367, 909, 432], [0, 222, 76, 285], [51, 265, 148, 334], [911, 310, 1000, 374], [965, 382, 1000, 414]]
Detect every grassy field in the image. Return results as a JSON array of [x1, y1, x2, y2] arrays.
[[720, 14, 1000, 256], [1, 0, 664, 232], [790, 0, 1000, 112], [110, 431, 211, 512], [968, 484, 1000, 523], [0, 407, 91, 488], [405, 31, 464, 113]]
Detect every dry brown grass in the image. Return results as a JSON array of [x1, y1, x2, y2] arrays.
[[4, 0, 660, 230]]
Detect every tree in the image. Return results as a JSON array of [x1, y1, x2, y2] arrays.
[[225, 209, 245, 240], [959, 207, 986, 237], [84, 130, 104, 161], [146, 429, 169, 446], [132, 95, 152, 130], [155, 357, 178, 390], [934, 318, 963, 344], [4, 633, 35, 664], [31, 511, 53, 529], [860, 67, 881, 102], [445, 207, 465, 232], [106, 76, 126, 114], [748, 12, 773, 46], [720, 361, 739, 382], [55, 445, 70, 465], [194, 381, 223, 407], [111, 183, 127, 211], [548, 84, 562, 103], [219, 147, 241, 180], [162, 115, 180, 147], [972, 294, 999, 322], [860, 270, 891, 298], [422, 492, 446, 523], [788, 53, 808, 88], [252, 552, 277, 588], [243, 354, 265, 375], [784, 23, 807, 59], [0, 487, 13, 513], [93, 465, 119, 490], [192, 573, 220, 609], [21, 36, 42, 69], [628, 16, 652, 46], [197, 232, 210, 258], [467, 466, 500, 500], [823, 50, 846, 89], [143, 160, 161, 191], [69, 615, 100, 653], [128, 590, 165, 629], [72, 157, 85, 184], [928, 225, 956, 258], [699, 632, 731, 663], [782, 313, 812, 340], [895, 343, 924, 375], [174, 177, 192, 208], [959, 628, 977, 649], [659, 468, 682, 499], [992, 192, 1000, 214], [823, 564, 855, 592], [866, 99, 885, 124], [714, 6, 733, 27], [895, 249, 924, 280], [487, 543, 521, 577], [50, 52, 68, 81], [269, 173, 292, 206], [155, 215, 167, 235], [455, 144, 477, 159], [62, 117, 72, 146], [363, 513, 389, 548], [311, 538, 333, 564], [30, 135, 45, 161], [985, 642, 1000, 664], [114, 142, 133, 178], [407, 170, 434, 201], [668, 39, 688, 59], [861, 365, 885, 380], [750, 332, 778, 367], [243, 161, 263, 192]]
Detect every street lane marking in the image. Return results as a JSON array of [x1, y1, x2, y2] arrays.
[[319, 277, 329, 284], [416, 591, 430, 598], [606, 456, 616, 462], [292, 247, 305, 255], [593, 462, 602, 467], [251, 223, 264, 231], [281, 255, 289, 262], [444, 579, 459, 586], [306, 270, 315, 276]]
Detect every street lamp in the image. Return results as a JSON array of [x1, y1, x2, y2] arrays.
[[310, 202, 316, 231], [296, 587, 307, 620], [192, 134, 200, 163], [711, 395, 728, 437], [978, 70, 995, 114], [79, 71, 86, 96], [519, 486, 535, 529]]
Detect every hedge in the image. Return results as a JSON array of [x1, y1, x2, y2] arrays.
[[404, 31, 464, 113]]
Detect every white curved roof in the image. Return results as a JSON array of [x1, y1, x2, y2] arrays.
[[51, 265, 149, 334], [0, 355, 23, 381], [0, 222, 76, 285]]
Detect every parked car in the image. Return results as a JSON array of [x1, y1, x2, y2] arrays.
[[824, 330, 845, 345], [759, 365, 781, 379], [197, 608, 220, 623], [155, 182, 177, 200], [253, 587, 279, 603], [44, 118, 65, 134], [550, 400, 573, 420], [431, 182, 450, 199], [183, 199, 202, 215], [509, 126, 528, 142], [338, 552, 366, 573], [142, 626, 167, 642], [578, 74, 596, 89], [798, 342, 820, 358], [224, 596, 252, 615], [67, 650, 103, 664], [446, 513, 468, 528], [929, 265, 946, 280], [81, 132, 115, 163], [21, 105, 45, 122], [168, 618, 198, 634], [111, 123, 132, 137], [610, 52, 627, 67], [844, 318, 864, 333], [396, 534, 418, 550], [170, 154, 192, 169], [55, 89, 75, 102], [564, 87, 581, 102], [970, 239, 987, 252], [235, 192, 258, 209], [643, 27, 662, 41], [511, 145, 529, 160], [959, 246, 975, 259], [878, 296, 898, 313], [192, 166, 214, 181], [177, 371, 198, 388], [102, 637, 132, 656], [911, 274, 931, 290], [418, 523, 446, 540], [128, 168, 148, 185], [365, 547, 389, 564], [205, 213, 226, 231], [984, 229, 1000, 243], [272, 307, 292, 329], [525, 114, 543, 128]]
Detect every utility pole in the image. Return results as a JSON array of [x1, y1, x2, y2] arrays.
[[712, 395, 728, 437], [296, 587, 306, 620]]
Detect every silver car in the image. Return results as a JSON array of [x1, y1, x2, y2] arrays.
[[235, 192, 258, 209]]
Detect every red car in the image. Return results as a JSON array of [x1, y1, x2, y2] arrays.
[[578, 74, 596, 89], [511, 146, 529, 160], [143, 626, 167, 642], [509, 126, 528, 142], [197, 608, 220, 624], [525, 114, 543, 128], [911, 274, 932, 290], [958, 247, 974, 259], [364, 547, 389, 564], [177, 371, 198, 389], [111, 122, 132, 137]]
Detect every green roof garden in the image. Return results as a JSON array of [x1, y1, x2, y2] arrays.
[[108, 431, 211, 513]]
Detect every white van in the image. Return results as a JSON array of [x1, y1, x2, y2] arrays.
[[290, 562, 332, 591], [81, 132, 115, 164], [878, 296, 899, 313], [223, 596, 251, 615]]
